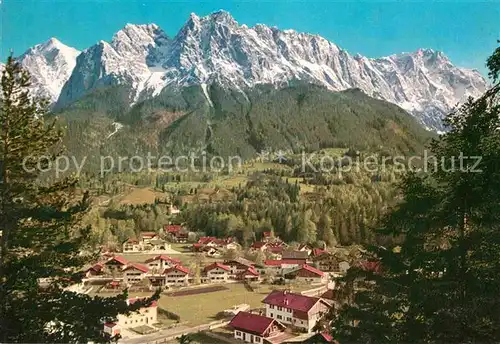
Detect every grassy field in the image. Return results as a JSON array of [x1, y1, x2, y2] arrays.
[[158, 282, 311, 326]]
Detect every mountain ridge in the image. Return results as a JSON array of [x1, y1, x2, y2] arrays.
[[9, 10, 488, 132]]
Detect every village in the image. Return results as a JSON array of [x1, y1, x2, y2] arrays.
[[74, 223, 378, 344]]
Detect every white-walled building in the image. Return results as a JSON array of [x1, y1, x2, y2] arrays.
[[229, 311, 285, 344], [163, 265, 190, 286], [104, 298, 158, 336], [263, 290, 330, 333], [202, 262, 230, 283], [122, 263, 149, 285], [145, 255, 181, 271]]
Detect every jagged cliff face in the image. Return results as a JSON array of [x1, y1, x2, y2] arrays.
[[8, 10, 488, 131], [16, 38, 80, 103]]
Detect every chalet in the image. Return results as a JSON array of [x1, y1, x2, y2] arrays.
[[312, 253, 340, 272], [263, 290, 330, 333], [123, 239, 141, 253], [145, 255, 181, 271], [202, 262, 230, 283], [148, 238, 171, 251], [264, 259, 305, 273], [164, 224, 188, 243], [141, 232, 159, 244], [266, 242, 286, 258], [193, 236, 237, 253], [224, 257, 255, 276], [163, 265, 190, 286], [285, 265, 326, 284], [282, 250, 309, 263], [104, 256, 129, 273], [104, 298, 157, 335], [122, 263, 149, 285], [237, 267, 261, 282], [85, 262, 104, 278], [229, 311, 286, 344]]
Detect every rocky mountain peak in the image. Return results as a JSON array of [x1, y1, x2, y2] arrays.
[[17, 38, 80, 103], [11, 10, 488, 132]]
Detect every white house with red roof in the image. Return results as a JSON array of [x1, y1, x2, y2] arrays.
[[229, 311, 286, 343], [284, 265, 326, 284], [263, 290, 330, 333], [85, 262, 104, 278], [145, 255, 181, 271], [237, 267, 261, 282], [224, 257, 255, 276], [104, 298, 158, 336], [163, 265, 190, 286], [202, 262, 230, 283], [123, 238, 141, 253], [122, 263, 149, 285], [263, 259, 306, 275], [141, 232, 159, 243]]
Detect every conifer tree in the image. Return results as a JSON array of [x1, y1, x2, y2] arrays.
[[0, 56, 158, 343], [332, 44, 500, 343]]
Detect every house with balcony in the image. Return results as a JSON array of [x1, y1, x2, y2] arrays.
[[122, 263, 149, 285], [262, 290, 330, 333], [145, 255, 181, 272], [224, 257, 255, 277], [284, 265, 326, 284], [202, 262, 230, 283], [122, 238, 142, 253], [163, 265, 190, 286]]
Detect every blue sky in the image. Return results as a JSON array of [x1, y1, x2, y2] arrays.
[[2, 0, 499, 77]]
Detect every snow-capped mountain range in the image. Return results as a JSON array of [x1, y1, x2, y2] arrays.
[[9, 10, 488, 131]]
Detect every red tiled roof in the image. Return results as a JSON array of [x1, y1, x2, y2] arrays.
[[104, 322, 118, 327], [106, 256, 128, 265], [239, 267, 260, 277], [86, 262, 104, 272], [164, 225, 183, 233], [145, 255, 181, 264], [123, 263, 149, 273], [264, 259, 305, 266], [262, 290, 320, 313], [204, 262, 230, 272], [298, 264, 324, 277], [229, 311, 278, 336], [163, 265, 190, 275]]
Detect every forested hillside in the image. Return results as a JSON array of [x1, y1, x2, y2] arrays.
[[54, 82, 432, 172]]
